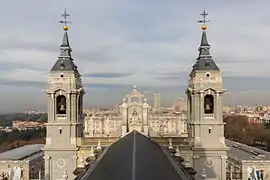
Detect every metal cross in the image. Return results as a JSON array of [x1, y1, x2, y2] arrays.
[[198, 9, 210, 25], [59, 9, 71, 26]]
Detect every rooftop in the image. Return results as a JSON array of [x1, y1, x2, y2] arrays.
[[226, 139, 270, 161], [79, 131, 193, 180], [0, 144, 44, 161]]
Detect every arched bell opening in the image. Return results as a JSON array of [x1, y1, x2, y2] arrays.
[[204, 94, 214, 114], [56, 95, 67, 114]]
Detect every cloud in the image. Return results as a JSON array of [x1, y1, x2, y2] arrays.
[[0, 0, 269, 111], [0, 80, 46, 88], [83, 72, 131, 78]]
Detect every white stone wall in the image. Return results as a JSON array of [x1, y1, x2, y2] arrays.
[[84, 112, 188, 138]]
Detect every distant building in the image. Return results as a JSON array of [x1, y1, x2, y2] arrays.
[[0, 144, 44, 179], [226, 139, 270, 179], [153, 93, 161, 113], [84, 86, 188, 138], [12, 120, 45, 130], [172, 97, 187, 112]]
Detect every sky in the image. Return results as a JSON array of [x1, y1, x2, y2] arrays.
[[0, 0, 269, 112]]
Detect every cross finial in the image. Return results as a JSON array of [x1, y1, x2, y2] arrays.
[[59, 9, 71, 31], [198, 9, 210, 31]]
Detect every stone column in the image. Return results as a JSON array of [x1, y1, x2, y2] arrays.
[[187, 95, 190, 120], [230, 163, 233, 180], [44, 156, 51, 180], [70, 93, 77, 123], [191, 94, 195, 121], [214, 92, 219, 119], [200, 92, 204, 121], [50, 93, 55, 121], [121, 103, 128, 135], [142, 107, 148, 126], [217, 92, 223, 122], [143, 109, 149, 136], [77, 94, 80, 122], [218, 155, 228, 180], [195, 93, 200, 121], [47, 94, 51, 121]]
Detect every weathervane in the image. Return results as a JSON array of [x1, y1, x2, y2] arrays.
[[198, 9, 209, 31], [59, 9, 71, 31]]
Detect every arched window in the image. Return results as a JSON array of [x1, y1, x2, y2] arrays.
[[204, 95, 214, 114], [56, 95, 67, 114]]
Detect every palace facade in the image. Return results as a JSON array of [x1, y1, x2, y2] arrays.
[[83, 86, 188, 138]]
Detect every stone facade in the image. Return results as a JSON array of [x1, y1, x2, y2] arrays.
[[185, 28, 229, 179], [84, 86, 188, 138], [43, 31, 85, 180]]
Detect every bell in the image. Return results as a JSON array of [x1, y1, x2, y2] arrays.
[[205, 104, 211, 110], [60, 104, 66, 111]]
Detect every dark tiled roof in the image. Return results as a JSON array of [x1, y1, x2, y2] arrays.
[[79, 131, 193, 180], [51, 32, 80, 75], [192, 31, 219, 72]]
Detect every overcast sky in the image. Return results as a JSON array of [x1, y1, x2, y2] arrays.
[[0, 0, 269, 112]]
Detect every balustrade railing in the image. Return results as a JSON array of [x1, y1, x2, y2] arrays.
[[204, 114, 214, 119], [56, 114, 67, 119]]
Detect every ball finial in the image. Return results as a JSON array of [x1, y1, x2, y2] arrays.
[[201, 24, 207, 30], [63, 25, 68, 31]]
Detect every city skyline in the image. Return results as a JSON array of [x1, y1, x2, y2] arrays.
[[0, 0, 270, 112]]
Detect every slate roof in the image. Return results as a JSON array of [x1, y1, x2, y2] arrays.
[[0, 144, 43, 161], [79, 131, 193, 180], [51, 32, 80, 76], [226, 139, 270, 161], [191, 31, 219, 72]]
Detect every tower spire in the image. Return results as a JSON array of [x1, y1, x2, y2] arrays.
[[191, 10, 219, 71], [51, 10, 79, 75], [198, 9, 210, 49], [59, 9, 71, 49]]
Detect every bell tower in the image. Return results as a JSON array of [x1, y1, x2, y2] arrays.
[[186, 10, 228, 180], [44, 10, 84, 180]]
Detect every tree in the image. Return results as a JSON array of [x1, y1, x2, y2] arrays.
[[224, 115, 268, 147]]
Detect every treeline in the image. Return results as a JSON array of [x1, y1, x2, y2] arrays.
[[0, 113, 48, 126], [224, 115, 270, 151], [0, 128, 46, 151]]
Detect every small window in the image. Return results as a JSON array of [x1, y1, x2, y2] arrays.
[[206, 73, 210, 77], [209, 127, 212, 134], [59, 129, 62, 134], [60, 73, 64, 78]]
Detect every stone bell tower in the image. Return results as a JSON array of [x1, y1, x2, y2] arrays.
[[186, 10, 228, 180], [44, 10, 84, 180]]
